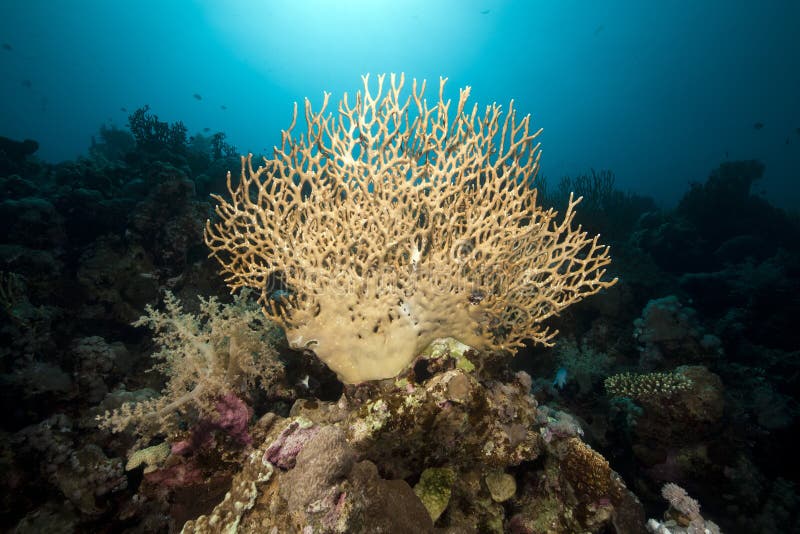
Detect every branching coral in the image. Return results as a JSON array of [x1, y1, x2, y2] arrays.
[[604, 369, 693, 404], [98, 291, 283, 441], [205, 73, 617, 383], [127, 105, 188, 154]]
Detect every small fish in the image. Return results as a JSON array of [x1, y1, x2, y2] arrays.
[[480, 9, 490, 14], [553, 368, 568, 389], [725, 150, 729, 159], [594, 24, 604, 35], [787, 137, 791, 145], [270, 289, 291, 301], [297, 375, 310, 389], [120, 107, 127, 112], [2, 43, 12, 52], [220, 104, 227, 110], [796, 127, 800, 136], [193, 93, 202, 100], [21, 79, 32, 89], [468, 290, 485, 305], [753, 122, 764, 130], [203, 127, 210, 132], [357, 130, 368, 151], [166, 273, 183, 287]]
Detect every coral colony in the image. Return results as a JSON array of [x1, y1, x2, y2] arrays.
[[205, 74, 616, 383]]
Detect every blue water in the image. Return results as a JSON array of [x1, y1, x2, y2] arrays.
[[1, 0, 798, 207]]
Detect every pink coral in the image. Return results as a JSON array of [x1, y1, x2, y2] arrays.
[[264, 421, 322, 470], [172, 393, 253, 456], [144, 460, 204, 488], [214, 393, 253, 445]]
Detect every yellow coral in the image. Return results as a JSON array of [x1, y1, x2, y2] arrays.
[[205, 73, 616, 383]]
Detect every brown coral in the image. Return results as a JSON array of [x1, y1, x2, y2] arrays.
[[205, 73, 616, 383], [561, 437, 618, 503]]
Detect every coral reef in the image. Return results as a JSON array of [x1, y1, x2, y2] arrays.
[[1, 77, 799, 533], [0, 135, 39, 176], [633, 295, 722, 369], [11, 414, 127, 517], [174, 347, 643, 533], [607, 366, 725, 481]]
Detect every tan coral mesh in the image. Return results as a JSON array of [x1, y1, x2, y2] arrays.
[[205, 73, 617, 383]]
